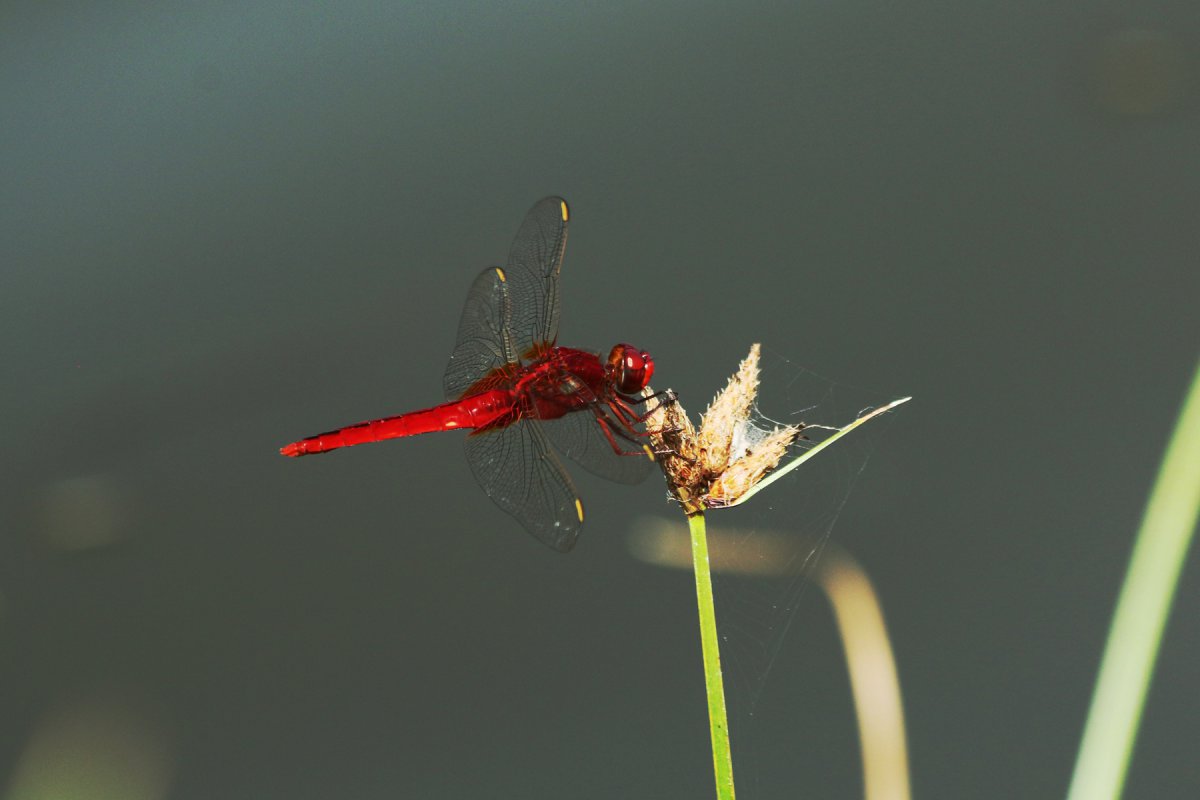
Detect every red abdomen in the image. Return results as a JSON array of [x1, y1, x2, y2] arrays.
[[281, 389, 514, 457]]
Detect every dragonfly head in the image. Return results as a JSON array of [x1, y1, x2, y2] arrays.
[[607, 343, 655, 394]]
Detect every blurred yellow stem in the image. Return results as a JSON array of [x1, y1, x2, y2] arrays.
[[818, 550, 911, 800]]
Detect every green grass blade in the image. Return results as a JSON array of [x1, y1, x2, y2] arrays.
[[1066, 357, 1200, 800], [689, 512, 736, 800], [728, 396, 911, 508]]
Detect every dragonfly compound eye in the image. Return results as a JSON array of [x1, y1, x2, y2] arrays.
[[609, 344, 655, 394]]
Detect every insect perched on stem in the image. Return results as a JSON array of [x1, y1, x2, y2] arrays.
[[281, 197, 671, 552]]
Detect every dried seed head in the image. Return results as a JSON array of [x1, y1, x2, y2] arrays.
[[646, 386, 703, 513], [705, 423, 800, 507], [696, 343, 762, 474], [648, 344, 804, 515]]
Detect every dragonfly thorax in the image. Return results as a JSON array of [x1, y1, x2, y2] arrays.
[[607, 343, 655, 394]]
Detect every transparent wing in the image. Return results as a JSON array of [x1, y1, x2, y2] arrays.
[[444, 267, 517, 401], [505, 196, 569, 353], [538, 406, 655, 485], [463, 420, 585, 553]]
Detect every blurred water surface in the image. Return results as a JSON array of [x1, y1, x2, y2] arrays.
[[2, 2, 1197, 798]]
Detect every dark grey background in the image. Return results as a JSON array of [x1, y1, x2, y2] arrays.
[[2, 2, 1197, 798]]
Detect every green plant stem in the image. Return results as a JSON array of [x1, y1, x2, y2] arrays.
[[689, 511, 736, 800], [1067, 357, 1200, 800]]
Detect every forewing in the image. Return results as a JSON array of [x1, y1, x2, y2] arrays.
[[538, 408, 655, 485], [505, 196, 569, 352], [463, 421, 585, 553], [444, 267, 518, 401]]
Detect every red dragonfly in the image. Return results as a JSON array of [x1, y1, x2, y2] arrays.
[[281, 197, 663, 552]]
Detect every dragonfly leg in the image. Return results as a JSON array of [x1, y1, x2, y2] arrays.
[[589, 407, 664, 459], [621, 389, 676, 414], [591, 402, 683, 459], [621, 391, 690, 455], [609, 389, 677, 429]]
